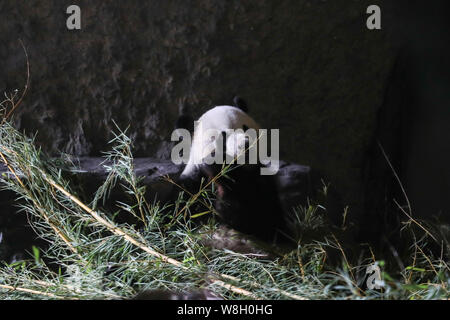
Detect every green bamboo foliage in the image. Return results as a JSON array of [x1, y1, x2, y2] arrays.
[[0, 109, 448, 300]]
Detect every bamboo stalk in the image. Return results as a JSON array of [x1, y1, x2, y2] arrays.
[[42, 171, 185, 268], [219, 273, 307, 300], [43, 172, 307, 300], [0, 150, 83, 260], [0, 284, 69, 299], [209, 279, 260, 299]]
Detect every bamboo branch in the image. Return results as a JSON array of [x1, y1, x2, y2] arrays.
[[43, 172, 307, 300], [0, 150, 83, 261], [0, 283, 69, 299]]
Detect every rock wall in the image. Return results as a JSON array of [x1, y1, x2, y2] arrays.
[[0, 0, 401, 220], [363, 0, 450, 233]]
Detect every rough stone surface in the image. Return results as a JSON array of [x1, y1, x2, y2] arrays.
[[74, 157, 183, 204], [0, 0, 401, 218]]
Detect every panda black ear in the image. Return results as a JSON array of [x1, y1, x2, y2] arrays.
[[175, 114, 194, 133], [176, 100, 194, 132], [233, 96, 249, 113]]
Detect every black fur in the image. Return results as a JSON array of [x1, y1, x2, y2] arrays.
[[175, 114, 194, 133], [233, 96, 249, 113], [176, 97, 248, 132], [200, 162, 286, 242], [199, 132, 286, 242], [175, 99, 288, 241]]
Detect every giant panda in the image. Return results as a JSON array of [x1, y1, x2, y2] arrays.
[[179, 97, 260, 181], [176, 97, 287, 242]]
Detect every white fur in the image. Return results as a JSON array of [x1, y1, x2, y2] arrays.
[[225, 131, 248, 158], [180, 105, 260, 178]]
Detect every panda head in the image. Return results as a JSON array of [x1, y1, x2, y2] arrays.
[[225, 130, 250, 160], [179, 98, 260, 180]]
